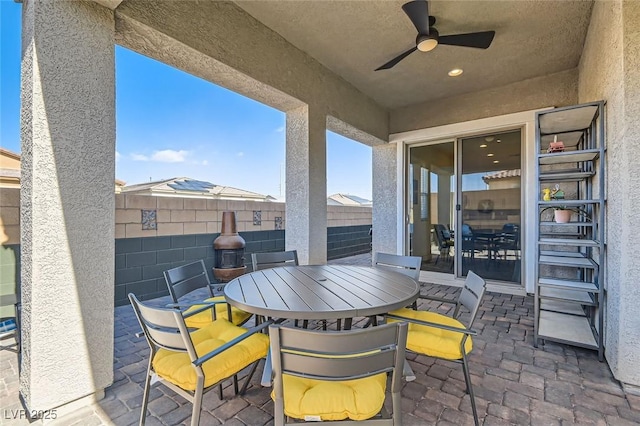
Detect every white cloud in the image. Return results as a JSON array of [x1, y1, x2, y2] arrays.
[[130, 149, 189, 163], [131, 153, 149, 161], [115, 151, 122, 161], [152, 149, 189, 163], [237, 152, 244, 157], [201, 160, 209, 166], [275, 126, 285, 133]]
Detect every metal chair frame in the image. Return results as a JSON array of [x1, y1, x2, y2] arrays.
[[251, 250, 299, 272], [386, 270, 486, 426], [129, 293, 272, 426], [251, 251, 315, 328], [0, 294, 20, 354], [164, 259, 250, 326], [269, 322, 408, 426]]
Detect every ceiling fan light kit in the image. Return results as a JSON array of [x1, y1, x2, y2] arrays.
[[417, 32, 438, 52], [375, 0, 496, 71]]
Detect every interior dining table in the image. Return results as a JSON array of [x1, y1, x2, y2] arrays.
[[223, 264, 421, 385]]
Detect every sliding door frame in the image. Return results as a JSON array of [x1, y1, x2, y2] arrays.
[[390, 108, 551, 294]]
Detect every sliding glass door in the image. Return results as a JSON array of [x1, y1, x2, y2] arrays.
[[406, 142, 455, 273], [407, 129, 522, 284]]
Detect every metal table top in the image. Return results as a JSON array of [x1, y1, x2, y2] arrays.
[[223, 265, 420, 321]]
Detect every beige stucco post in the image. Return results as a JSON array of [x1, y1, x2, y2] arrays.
[[372, 143, 400, 256], [285, 105, 327, 265], [20, 0, 115, 413]]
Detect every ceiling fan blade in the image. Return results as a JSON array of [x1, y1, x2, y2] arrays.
[[375, 46, 418, 71], [438, 31, 496, 49], [401, 0, 430, 34]]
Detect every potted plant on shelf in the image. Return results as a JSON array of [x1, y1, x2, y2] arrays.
[[553, 207, 573, 223], [541, 205, 590, 224]]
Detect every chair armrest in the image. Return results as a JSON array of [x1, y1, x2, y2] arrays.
[[165, 301, 225, 318], [385, 313, 477, 336], [417, 295, 457, 305], [193, 319, 274, 367]]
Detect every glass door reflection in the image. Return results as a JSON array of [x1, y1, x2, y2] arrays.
[[407, 142, 455, 274], [458, 130, 522, 283]]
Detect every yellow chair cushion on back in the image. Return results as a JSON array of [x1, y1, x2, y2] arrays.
[[184, 296, 252, 328], [388, 308, 472, 360], [273, 373, 387, 421], [153, 319, 269, 391]]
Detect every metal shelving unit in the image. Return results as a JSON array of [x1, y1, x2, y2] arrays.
[[534, 101, 605, 361]]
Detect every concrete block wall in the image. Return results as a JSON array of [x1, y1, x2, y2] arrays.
[[1, 191, 372, 307], [114, 230, 285, 306]]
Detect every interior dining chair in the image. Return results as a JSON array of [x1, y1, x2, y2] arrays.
[[0, 294, 20, 354], [269, 321, 408, 426], [433, 224, 454, 265], [494, 223, 520, 260], [386, 270, 487, 426], [129, 293, 271, 426], [164, 260, 252, 328]]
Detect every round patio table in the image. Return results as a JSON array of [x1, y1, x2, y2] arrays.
[[224, 264, 420, 386], [223, 264, 420, 322]]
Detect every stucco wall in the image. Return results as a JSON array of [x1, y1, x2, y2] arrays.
[[20, 0, 115, 410], [390, 69, 578, 134], [578, 0, 640, 387]]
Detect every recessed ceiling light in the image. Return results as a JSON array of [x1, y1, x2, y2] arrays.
[[487, 153, 494, 157], [484, 136, 495, 142], [496, 139, 502, 143], [493, 160, 500, 164], [448, 68, 463, 77], [480, 144, 488, 148]]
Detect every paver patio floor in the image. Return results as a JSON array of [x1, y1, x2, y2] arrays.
[[2, 253, 640, 425]]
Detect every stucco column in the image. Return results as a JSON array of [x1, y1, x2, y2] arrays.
[[20, 0, 115, 413], [285, 105, 327, 265], [372, 143, 400, 256], [611, 0, 640, 389]]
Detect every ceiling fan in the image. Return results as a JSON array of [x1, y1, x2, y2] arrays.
[[375, 0, 496, 71]]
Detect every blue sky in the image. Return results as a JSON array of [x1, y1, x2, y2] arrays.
[[0, 2, 372, 200]]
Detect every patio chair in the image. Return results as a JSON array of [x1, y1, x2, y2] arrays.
[[386, 270, 487, 426], [269, 321, 408, 426], [0, 294, 20, 354], [373, 252, 421, 281], [371, 251, 421, 319], [251, 250, 299, 271], [164, 260, 252, 328], [251, 250, 312, 328], [129, 293, 271, 426]]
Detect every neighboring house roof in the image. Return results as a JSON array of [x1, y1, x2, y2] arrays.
[[482, 169, 521, 183], [120, 177, 275, 201], [327, 193, 372, 207]]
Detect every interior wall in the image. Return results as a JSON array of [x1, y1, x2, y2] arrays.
[[578, 0, 640, 388], [390, 69, 578, 134]]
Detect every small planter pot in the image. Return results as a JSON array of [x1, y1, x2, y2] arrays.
[[554, 209, 572, 223]]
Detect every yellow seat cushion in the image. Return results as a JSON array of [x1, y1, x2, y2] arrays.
[[388, 308, 472, 360], [153, 319, 269, 391], [184, 296, 252, 328], [273, 373, 387, 421]]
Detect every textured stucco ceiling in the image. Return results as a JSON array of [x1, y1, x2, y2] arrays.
[[234, 0, 594, 110]]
